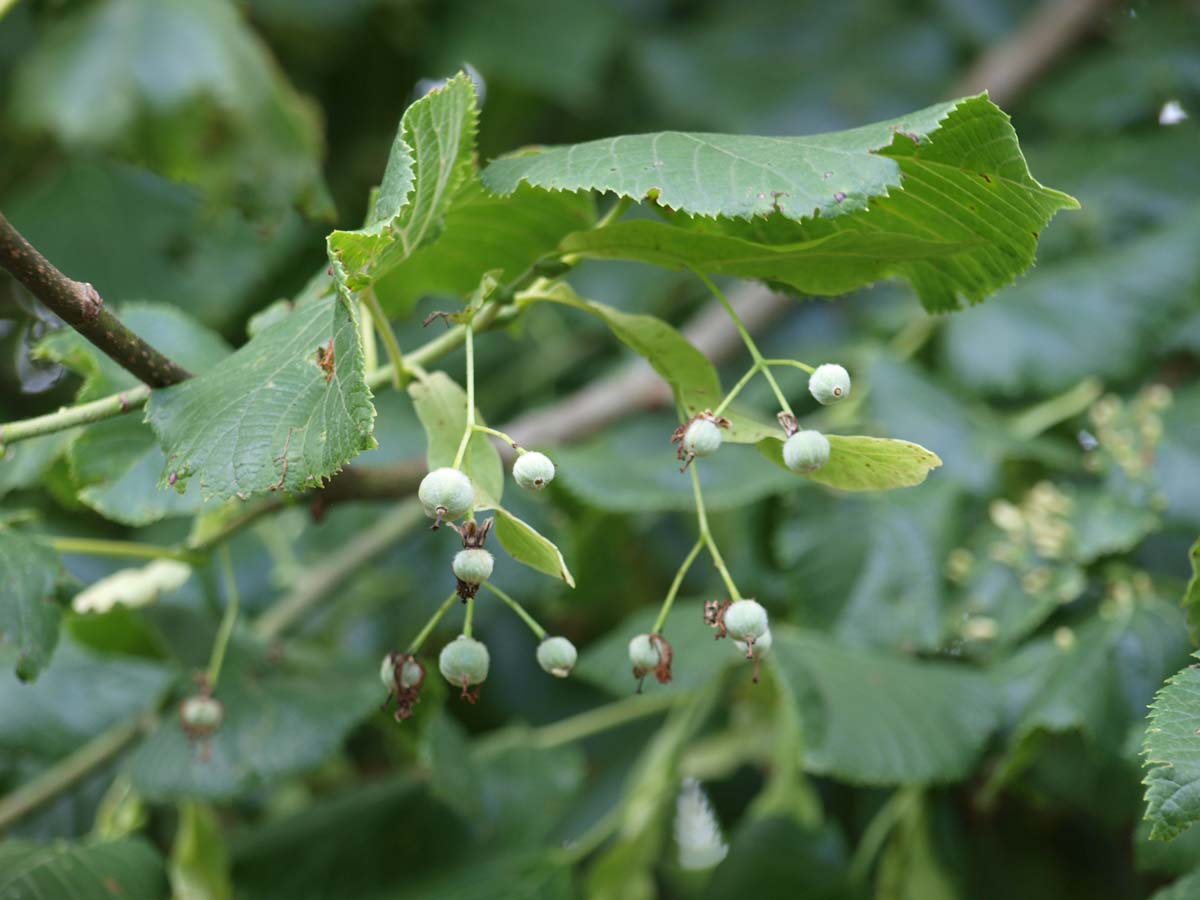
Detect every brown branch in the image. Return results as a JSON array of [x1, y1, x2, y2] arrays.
[[0, 212, 191, 387], [954, 0, 1116, 107]]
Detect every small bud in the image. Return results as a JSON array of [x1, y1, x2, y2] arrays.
[[452, 548, 494, 586], [513, 451, 555, 491], [808, 363, 851, 405], [536, 636, 578, 678], [722, 599, 769, 644], [683, 419, 722, 458], [179, 695, 224, 738], [439, 635, 490, 701], [782, 430, 830, 473], [418, 467, 475, 526]]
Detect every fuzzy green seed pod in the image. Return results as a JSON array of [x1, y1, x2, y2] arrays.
[[808, 363, 851, 405], [536, 636, 578, 678], [683, 419, 723, 458], [734, 627, 772, 658], [628, 633, 661, 672], [782, 430, 831, 473], [723, 599, 769, 643], [439, 635, 490, 689], [452, 548, 494, 585], [418, 467, 474, 521], [179, 695, 224, 734], [513, 451, 556, 490]]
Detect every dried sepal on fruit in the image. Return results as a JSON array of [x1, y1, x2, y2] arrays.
[[449, 518, 493, 598], [671, 411, 730, 471], [380, 650, 426, 721], [628, 632, 673, 689]]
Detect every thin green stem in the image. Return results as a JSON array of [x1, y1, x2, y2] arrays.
[[406, 591, 460, 654], [692, 268, 794, 417], [711, 362, 761, 418], [482, 582, 546, 640], [532, 690, 685, 750], [595, 196, 634, 230], [206, 546, 240, 690], [762, 358, 815, 375], [472, 424, 523, 451], [0, 710, 156, 831], [451, 325, 476, 470], [848, 789, 918, 886], [48, 536, 199, 564], [462, 594, 476, 638], [651, 538, 703, 633], [690, 465, 742, 600], [359, 298, 378, 377], [364, 290, 404, 390], [0, 386, 150, 445]]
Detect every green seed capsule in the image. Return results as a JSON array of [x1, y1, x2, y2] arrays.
[[536, 636, 578, 678], [782, 430, 830, 473], [629, 633, 660, 672], [179, 695, 224, 734], [452, 548, 494, 585], [418, 467, 474, 521], [723, 599, 769, 643], [808, 363, 851, 405], [513, 452, 555, 490], [683, 419, 722, 458], [439, 635, 490, 689]]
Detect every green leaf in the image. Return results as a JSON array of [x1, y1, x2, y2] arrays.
[[759, 434, 941, 491], [554, 417, 796, 513], [408, 371, 504, 509], [8, 0, 330, 217], [375, 180, 596, 315], [484, 95, 1077, 311], [1144, 654, 1200, 841], [40, 305, 232, 522], [703, 816, 849, 900], [523, 282, 774, 441], [0, 639, 169, 758], [127, 643, 380, 800], [146, 295, 375, 501], [1185, 538, 1200, 646], [875, 792, 957, 900], [493, 506, 574, 587], [994, 598, 1189, 792], [0, 838, 167, 900], [1150, 870, 1200, 900], [0, 528, 63, 681], [385, 851, 573, 900], [327, 73, 477, 289], [170, 802, 233, 900], [771, 626, 998, 784]]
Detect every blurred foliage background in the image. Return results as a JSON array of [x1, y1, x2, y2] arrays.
[[1, 0, 1198, 898]]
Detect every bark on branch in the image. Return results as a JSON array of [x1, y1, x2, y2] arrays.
[[0, 212, 191, 387]]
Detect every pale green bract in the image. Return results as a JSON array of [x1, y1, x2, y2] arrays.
[[484, 95, 1078, 311]]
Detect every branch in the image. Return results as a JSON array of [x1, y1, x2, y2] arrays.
[[954, 0, 1116, 107], [0, 213, 191, 387]]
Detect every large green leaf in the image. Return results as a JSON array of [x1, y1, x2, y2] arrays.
[[493, 507, 575, 587], [759, 434, 941, 491], [127, 643, 380, 800], [484, 95, 1077, 311], [0, 838, 167, 900], [8, 0, 329, 216], [522, 282, 774, 441], [375, 180, 596, 315], [408, 371, 504, 509], [771, 626, 998, 784], [146, 295, 375, 501], [38, 305, 232, 522], [327, 73, 477, 290], [0, 639, 169, 757], [0, 528, 63, 681], [1144, 654, 1200, 841], [1150, 870, 1200, 900], [554, 417, 796, 513]]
